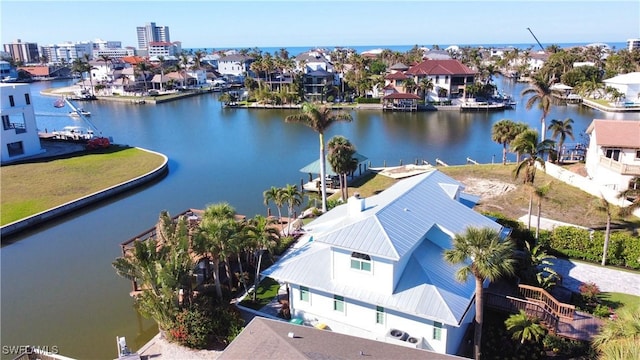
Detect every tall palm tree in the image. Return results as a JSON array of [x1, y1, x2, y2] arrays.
[[136, 62, 151, 94], [263, 186, 284, 221], [534, 182, 551, 241], [98, 54, 112, 80], [157, 55, 166, 92], [444, 227, 516, 360], [417, 77, 434, 101], [511, 129, 556, 230], [521, 74, 561, 140], [281, 184, 303, 234], [590, 197, 613, 266], [547, 118, 574, 163], [285, 103, 353, 212], [491, 119, 518, 165], [246, 215, 279, 301], [327, 135, 357, 201], [504, 310, 546, 344]]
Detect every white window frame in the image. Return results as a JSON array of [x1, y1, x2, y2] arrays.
[[333, 295, 345, 313], [300, 286, 310, 302], [433, 321, 442, 341], [375, 306, 385, 325], [350, 252, 372, 272]]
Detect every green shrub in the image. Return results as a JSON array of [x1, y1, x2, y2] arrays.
[[355, 97, 380, 104], [168, 304, 214, 349], [593, 304, 612, 318]]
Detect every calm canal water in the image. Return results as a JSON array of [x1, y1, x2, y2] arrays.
[[1, 78, 638, 359]]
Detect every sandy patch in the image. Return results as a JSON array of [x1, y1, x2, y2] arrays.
[[460, 177, 516, 199]]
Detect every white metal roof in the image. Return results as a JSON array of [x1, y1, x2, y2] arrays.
[[305, 170, 501, 260]]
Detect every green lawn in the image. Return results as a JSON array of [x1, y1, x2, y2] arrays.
[[1, 146, 165, 225], [239, 277, 280, 310], [599, 292, 640, 312]]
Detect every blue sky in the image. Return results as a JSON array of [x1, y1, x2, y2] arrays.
[[1, 1, 639, 49]]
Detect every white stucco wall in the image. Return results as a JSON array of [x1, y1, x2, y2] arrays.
[[1, 83, 45, 163], [289, 284, 466, 355]]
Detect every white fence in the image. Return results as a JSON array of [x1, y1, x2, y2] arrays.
[[537, 162, 640, 218]]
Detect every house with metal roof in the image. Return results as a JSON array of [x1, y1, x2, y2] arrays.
[[585, 119, 640, 191], [262, 169, 504, 355]]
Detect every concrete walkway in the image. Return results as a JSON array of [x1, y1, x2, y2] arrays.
[[551, 258, 640, 297]]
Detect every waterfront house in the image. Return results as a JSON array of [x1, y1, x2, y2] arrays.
[[585, 119, 640, 191], [262, 169, 505, 355], [295, 50, 338, 102], [399, 59, 476, 101], [218, 54, 254, 77], [602, 72, 640, 106], [1, 83, 45, 163]]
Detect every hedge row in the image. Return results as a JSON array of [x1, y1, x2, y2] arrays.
[[539, 227, 640, 269], [355, 97, 381, 104]]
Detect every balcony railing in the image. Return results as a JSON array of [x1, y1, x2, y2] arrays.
[[599, 155, 640, 175], [518, 284, 575, 321]]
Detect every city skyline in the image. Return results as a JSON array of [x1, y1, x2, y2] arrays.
[[1, 1, 639, 50]]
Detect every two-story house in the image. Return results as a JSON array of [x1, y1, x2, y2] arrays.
[[217, 54, 254, 77], [387, 59, 476, 101], [1, 83, 45, 163], [295, 50, 338, 102], [585, 119, 640, 191], [263, 169, 505, 355]]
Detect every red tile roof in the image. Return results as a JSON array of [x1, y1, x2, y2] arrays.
[[122, 56, 146, 65], [385, 72, 408, 80], [383, 93, 421, 100], [587, 119, 640, 148], [406, 59, 476, 76]]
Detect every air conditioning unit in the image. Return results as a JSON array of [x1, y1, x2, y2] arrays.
[[388, 329, 408, 341], [407, 336, 423, 348]]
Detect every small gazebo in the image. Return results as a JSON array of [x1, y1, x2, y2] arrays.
[[382, 92, 421, 111]]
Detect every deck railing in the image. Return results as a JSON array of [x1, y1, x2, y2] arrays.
[[518, 284, 575, 320], [598, 155, 640, 176], [485, 292, 559, 332]]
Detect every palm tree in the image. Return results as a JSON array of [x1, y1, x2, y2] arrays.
[[281, 184, 303, 235], [157, 55, 166, 92], [263, 186, 284, 221], [285, 103, 353, 212], [112, 211, 193, 332], [444, 227, 516, 360], [618, 177, 640, 217], [491, 119, 518, 165], [136, 62, 151, 94], [98, 54, 112, 79], [193, 202, 237, 299], [505, 310, 546, 344], [593, 305, 640, 360], [246, 215, 279, 301], [521, 74, 561, 140], [547, 118, 574, 163], [520, 241, 559, 290], [327, 135, 357, 200], [533, 182, 551, 241], [417, 77, 434, 101], [511, 129, 556, 230], [589, 196, 614, 266]]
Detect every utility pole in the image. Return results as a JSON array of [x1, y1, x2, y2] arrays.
[[526, 27, 545, 52]]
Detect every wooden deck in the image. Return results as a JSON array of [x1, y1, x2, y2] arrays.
[[485, 282, 603, 342]]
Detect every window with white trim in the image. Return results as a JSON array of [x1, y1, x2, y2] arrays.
[[375, 306, 384, 324], [333, 295, 344, 312], [433, 321, 442, 340], [300, 286, 309, 302], [350, 252, 371, 272]]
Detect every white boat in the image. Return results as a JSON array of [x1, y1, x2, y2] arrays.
[[69, 108, 91, 117], [52, 126, 94, 141], [65, 98, 91, 117]]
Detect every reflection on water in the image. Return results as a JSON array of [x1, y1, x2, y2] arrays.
[[1, 77, 639, 359]]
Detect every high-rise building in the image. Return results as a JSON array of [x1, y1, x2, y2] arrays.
[[3, 39, 40, 64], [628, 38, 640, 51], [136, 22, 170, 51]]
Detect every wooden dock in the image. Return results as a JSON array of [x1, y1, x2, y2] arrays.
[[485, 283, 603, 342]]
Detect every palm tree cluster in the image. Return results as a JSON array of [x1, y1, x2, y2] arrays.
[[112, 204, 287, 348], [327, 135, 359, 201], [263, 184, 303, 235]]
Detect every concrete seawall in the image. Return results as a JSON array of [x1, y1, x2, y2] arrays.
[[0, 147, 169, 238]]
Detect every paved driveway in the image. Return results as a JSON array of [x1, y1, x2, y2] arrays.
[[551, 258, 640, 296]]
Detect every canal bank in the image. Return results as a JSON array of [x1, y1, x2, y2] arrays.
[[0, 145, 169, 238]]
